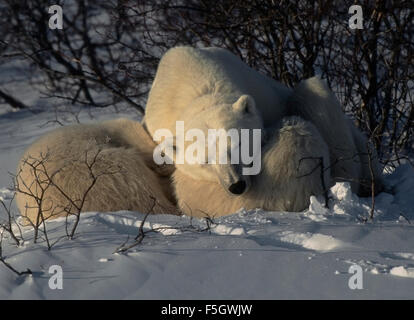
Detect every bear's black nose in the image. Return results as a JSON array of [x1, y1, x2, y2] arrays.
[[229, 180, 247, 195]]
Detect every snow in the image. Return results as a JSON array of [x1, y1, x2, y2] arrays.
[[278, 231, 350, 252], [390, 266, 414, 279], [1, 78, 414, 300]]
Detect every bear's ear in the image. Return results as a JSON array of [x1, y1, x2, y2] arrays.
[[233, 95, 256, 114]]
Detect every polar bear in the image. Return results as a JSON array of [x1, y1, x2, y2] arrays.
[[15, 118, 179, 226], [348, 122, 383, 196], [143, 46, 292, 195], [288, 77, 383, 195], [173, 117, 331, 217]]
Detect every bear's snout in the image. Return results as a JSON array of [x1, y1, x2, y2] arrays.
[[228, 180, 247, 195]]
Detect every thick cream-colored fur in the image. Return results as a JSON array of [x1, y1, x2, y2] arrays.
[[16, 118, 179, 225], [173, 117, 331, 217], [348, 122, 383, 196], [287, 76, 382, 195], [143, 46, 292, 191], [144, 46, 292, 136]]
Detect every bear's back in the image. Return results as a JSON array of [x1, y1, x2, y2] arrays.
[[144, 46, 293, 137]]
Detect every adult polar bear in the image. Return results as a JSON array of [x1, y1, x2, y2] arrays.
[[15, 119, 179, 225], [174, 117, 331, 217], [144, 46, 381, 197], [289, 77, 383, 196], [144, 46, 292, 195]]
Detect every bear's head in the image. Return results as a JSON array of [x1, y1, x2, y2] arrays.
[[173, 94, 264, 196]]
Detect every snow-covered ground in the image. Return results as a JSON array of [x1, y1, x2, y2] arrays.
[[0, 105, 413, 300], [1, 61, 414, 299]]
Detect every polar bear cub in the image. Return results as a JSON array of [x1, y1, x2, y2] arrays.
[[173, 117, 331, 217], [144, 46, 292, 195], [15, 118, 179, 225]]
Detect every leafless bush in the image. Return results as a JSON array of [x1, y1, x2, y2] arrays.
[[2, 0, 155, 113], [145, 0, 413, 165], [0, 194, 23, 246], [114, 197, 216, 254], [0, 194, 31, 276], [14, 148, 123, 248], [0, 238, 32, 277], [1, 0, 412, 164]]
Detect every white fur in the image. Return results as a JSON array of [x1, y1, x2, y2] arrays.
[[173, 117, 331, 217], [144, 46, 292, 192], [144, 46, 292, 134], [145, 47, 382, 199], [348, 121, 383, 195], [287, 76, 383, 195], [15, 118, 178, 225]]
